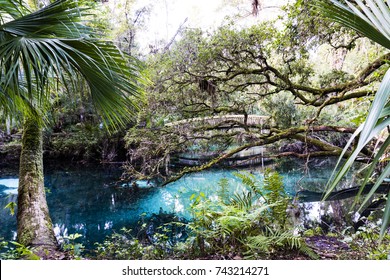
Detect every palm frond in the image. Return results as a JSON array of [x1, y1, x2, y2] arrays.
[[0, 0, 29, 22], [317, 0, 390, 238], [0, 0, 87, 37], [315, 0, 390, 48], [0, 0, 145, 129]]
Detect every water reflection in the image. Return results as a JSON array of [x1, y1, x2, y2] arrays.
[[0, 192, 17, 241], [0, 159, 357, 248], [0, 178, 18, 195]]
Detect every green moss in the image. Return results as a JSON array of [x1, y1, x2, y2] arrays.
[[303, 229, 315, 237], [17, 117, 57, 248]]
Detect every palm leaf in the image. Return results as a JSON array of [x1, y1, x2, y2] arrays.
[[0, 0, 145, 129], [317, 0, 390, 237], [353, 134, 390, 205], [316, 0, 390, 48], [359, 163, 390, 210], [0, 0, 29, 22], [382, 190, 390, 238]]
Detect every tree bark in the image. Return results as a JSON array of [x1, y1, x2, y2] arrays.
[[17, 117, 58, 256]]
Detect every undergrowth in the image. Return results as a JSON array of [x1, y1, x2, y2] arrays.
[[93, 169, 318, 260], [2, 170, 388, 260]]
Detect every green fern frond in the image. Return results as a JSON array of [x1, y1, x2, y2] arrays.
[[299, 243, 319, 260], [234, 171, 264, 196], [229, 191, 253, 210], [245, 228, 318, 259]]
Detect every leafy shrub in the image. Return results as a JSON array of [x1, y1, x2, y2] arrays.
[[92, 170, 317, 259], [0, 240, 40, 260], [93, 228, 174, 260], [182, 170, 317, 259], [343, 222, 390, 260]]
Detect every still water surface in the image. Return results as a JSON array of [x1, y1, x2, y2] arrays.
[[0, 158, 353, 248]]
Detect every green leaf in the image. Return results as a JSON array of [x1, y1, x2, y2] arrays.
[[353, 135, 390, 207], [0, 0, 29, 21], [358, 163, 390, 212], [0, 0, 145, 130], [380, 191, 390, 240], [315, 0, 390, 49], [4, 201, 16, 216], [318, 0, 390, 238], [67, 233, 83, 241], [9, 241, 22, 247]]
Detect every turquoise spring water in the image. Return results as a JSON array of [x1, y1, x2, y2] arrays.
[[0, 158, 350, 248]]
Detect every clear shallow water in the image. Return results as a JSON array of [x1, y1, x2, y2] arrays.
[[0, 158, 354, 248]]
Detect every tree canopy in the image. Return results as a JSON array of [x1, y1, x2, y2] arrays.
[[124, 0, 388, 183], [1, 0, 389, 261]]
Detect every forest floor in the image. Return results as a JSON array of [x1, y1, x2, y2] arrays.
[[197, 235, 378, 260], [304, 235, 366, 260]]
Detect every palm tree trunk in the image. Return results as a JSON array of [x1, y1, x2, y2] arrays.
[[17, 117, 58, 254]]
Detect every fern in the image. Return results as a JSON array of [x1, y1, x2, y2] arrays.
[[245, 235, 273, 253], [299, 243, 319, 260], [178, 170, 317, 259], [217, 215, 249, 234], [234, 171, 265, 197], [229, 191, 253, 210], [217, 177, 230, 204], [263, 169, 289, 227], [245, 227, 318, 259], [234, 171, 257, 188]]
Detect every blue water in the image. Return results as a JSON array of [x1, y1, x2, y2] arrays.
[[0, 158, 351, 248]]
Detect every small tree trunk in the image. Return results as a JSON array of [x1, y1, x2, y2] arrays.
[[5, 116, 11, 135], [17, 117, 58, 255]]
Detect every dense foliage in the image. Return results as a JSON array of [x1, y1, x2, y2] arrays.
[[1, 0, 389, 260], [93, 172, 318, 260], [91, 172, 390, 260], [125, 0, 387, 182]]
